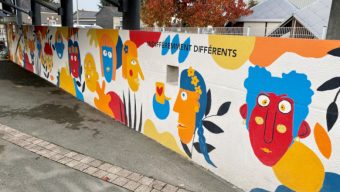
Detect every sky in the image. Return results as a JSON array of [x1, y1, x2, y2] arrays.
[[72, 0, 100, 12]]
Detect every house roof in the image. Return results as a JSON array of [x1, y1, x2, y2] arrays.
[[96, 6, 122, 17], [287, 0, 332, 37], [289, 0, 317, 9], [73, 10, 97, 19], [238, 0, 298, 22]]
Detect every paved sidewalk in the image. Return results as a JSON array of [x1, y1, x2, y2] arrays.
[[0, 123, 186, 192], [0, 61, 241, 192], [0, 134, 127, 192]]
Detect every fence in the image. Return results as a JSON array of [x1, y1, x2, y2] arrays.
[[142, 26, 327, 39]]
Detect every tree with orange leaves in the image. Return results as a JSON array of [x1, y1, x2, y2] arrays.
[[141, 0, 252, 27]]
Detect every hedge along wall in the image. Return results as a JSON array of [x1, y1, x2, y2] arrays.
[[6, 24, 340, 191]]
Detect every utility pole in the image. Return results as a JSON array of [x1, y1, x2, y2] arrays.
[[327, 0, 340, 40], [76, 0, 79, 25], [122, 0, 140, 30], [60, 0, 73, 27], [31, 0, 41, 25]]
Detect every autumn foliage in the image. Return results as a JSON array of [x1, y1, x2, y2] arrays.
[[141, 0, 253, 27]]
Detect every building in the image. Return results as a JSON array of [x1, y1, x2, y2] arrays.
[[96, 6, 122, 29], [73, 10, 97, 26], [18, 0, 61, 26], [237, 0, 332, 39]]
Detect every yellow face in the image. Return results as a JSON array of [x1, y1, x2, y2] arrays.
[[43, 54, 53, 72], [84, 54, 99, 92], [126, 54, 144, 92], [173, 88, 200, 144]]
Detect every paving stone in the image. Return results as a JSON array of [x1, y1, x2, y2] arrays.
[[112, 177, 129, 187], [32, 139, 43, 145], [38, 141, 50, 147], [151, 189, 161, 192], [177, 189, 190, 192], [92, 170, 108, 179], [127, 173, 143, 182], [88, 159, 103, 167], [98, 163, 113, 171], [72, 154, 86, 161], [57, 148, 71, 155], [37, 149, 51, 156], [139, 176, 154, 186], [44, 151, 58, 158], [124, 180, 140, 191], [50, 153, 64, 161], [83, 167, 99, 175], [135, 185, 153, 192], [151, 180, 166, 190], [106, 173, 118, 182], [161, 184, 178, 192], [107, 165, 122, 174], [116, 169, 132, 177], [45, 143, 57, 150], [73, 163, 90, 171], [66, 160, 80, 168], [58, 157, 73, 165], [65, 151, 78, 158], [80, 156, 95, 164]]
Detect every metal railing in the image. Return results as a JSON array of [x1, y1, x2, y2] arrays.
[[142, 26, 327, 39]]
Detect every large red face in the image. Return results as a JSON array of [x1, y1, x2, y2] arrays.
[[248, 93, 294, 166]]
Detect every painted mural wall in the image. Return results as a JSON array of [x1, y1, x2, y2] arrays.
[[6, 24, 340, 191]]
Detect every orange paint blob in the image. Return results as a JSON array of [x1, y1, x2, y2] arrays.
[[314, 123, 332, 159], [250, 38, 340, 67]]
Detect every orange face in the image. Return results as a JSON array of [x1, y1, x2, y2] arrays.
[[173, 88, 200, 144]]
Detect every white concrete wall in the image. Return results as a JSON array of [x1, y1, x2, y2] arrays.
[[6, 24, 340, 191]]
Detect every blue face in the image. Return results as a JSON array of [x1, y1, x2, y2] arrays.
[[55, 34, 65, 59], [102, 46, 113, 82]]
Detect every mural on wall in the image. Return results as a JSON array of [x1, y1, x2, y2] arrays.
[[153, 82, 171, 120], [7, 24, 340, 192], [174, 67, 231, 167], [241, 66, 340, 192]]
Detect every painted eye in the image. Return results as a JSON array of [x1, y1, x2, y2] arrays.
[[74, 56, 77, 61], [131, 59, 137, 65], [108, 51, 112, 58], [257, 94, 270, 107], [181, 91, 187, 101], [103, 50, 107, 56], [278, 100, 292, 114], [70, 55, 74, 61]]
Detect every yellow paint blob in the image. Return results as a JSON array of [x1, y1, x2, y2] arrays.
[[255, 116, 264, 125], [277, 124, 287, 134], [59, 67, 76, 96], [208, 35, 255, 70], [144, 119, 187, 157], [273, 141, 325, 192]]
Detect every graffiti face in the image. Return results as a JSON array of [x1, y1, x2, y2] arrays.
[[84, 53, 99, 92], [54, 33, 65, 59], [43, 42, 53, 72], [173, 88, 200, 144], [122, 41, 144, 92], [242, 66, 313, 167], [68, 40, 81, 78], [248, 93, 294, 166], [102, 45, 113, 81]]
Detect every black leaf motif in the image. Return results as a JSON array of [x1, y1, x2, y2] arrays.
[[82, 82, 85, 92], [317, 77, 340, 91], [217, 102, 231, 116], [327, 102, 338, 131], [205, 89, 212, 116], [193, 142, 215, 154], [203, 120, 224, 134], [328, 48, 340, 57], [76, 81, 81, 87], [52, 45, 55, 50]]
